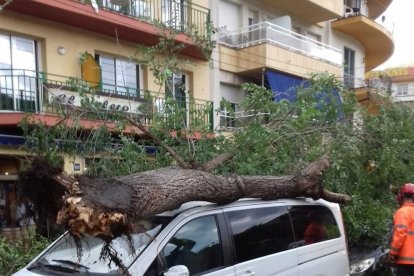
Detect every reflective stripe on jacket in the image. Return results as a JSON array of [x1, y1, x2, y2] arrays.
[[390, 203, 414, 264]]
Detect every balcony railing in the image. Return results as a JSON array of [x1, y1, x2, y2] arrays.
[[0, 69, 213, 130], [81, 0, 211, 37], [218, 21, 342, 66], [219, 109, 269, 130]]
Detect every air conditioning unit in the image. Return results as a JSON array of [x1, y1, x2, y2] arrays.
[[344, 6, 353, 18]]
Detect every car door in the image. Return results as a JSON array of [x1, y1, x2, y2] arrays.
[[151, 210, 236, 276], [225, 205, 299, 276], [288, 205, 349, 276]]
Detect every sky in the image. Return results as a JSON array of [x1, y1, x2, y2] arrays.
[[376, 0, 414, 69]]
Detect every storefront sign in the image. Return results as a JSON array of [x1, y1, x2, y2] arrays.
[[48, 89, 142, 113]]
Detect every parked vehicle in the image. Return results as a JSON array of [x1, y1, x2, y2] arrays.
[[349, 246, 393, 275], [14, 198, 350, 276]]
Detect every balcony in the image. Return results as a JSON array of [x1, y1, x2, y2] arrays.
[[1, 0, 211, 60], [331, 15, 394, 71], [257, 0, 343, 23], [0, 69, 213, 131], [218, 22, 342, 78], [366, 0, 392, 19]]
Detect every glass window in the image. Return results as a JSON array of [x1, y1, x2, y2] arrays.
[[397, 84, 409, 96], [162, 215, 223, 275], [344, 47, 355, 88], [227, 206, 294, 263], [165, 72, 187, 109], [289, 205, 340, 246], [0, 34, 37, 111], [161, 0, 184, 30], [98, 54, 140, 97], [0, 34, 11, 70], [28, 216, 171, 274]]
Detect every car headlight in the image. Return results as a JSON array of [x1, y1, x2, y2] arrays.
[[350, 257, 375, 274]]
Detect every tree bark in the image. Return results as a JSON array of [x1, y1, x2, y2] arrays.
[[23, 155, 350, 241]]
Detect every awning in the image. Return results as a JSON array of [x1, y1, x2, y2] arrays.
[[266, 70, 343, 120], [0, 134, 25, 146], [265, 70, 305, 102]]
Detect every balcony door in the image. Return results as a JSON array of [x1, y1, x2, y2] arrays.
[[0, 34, 37, 111], [162, 0, 184, 31], [248, 9, 259, 42], [344, 47, 355, 88]]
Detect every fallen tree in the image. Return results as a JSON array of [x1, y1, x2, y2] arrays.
[[18, 75, 354, 274], [22, 154, 350, 243]]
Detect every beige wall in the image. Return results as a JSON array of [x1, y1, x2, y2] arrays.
[[0, 11, 211, 101], [0, 147, 83, 175]]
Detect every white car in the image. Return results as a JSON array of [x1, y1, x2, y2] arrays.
[[14, 198, 350, 276]]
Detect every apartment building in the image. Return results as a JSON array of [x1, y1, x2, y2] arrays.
[[210, 0, 394, 128], [367, 66, 414, 107], [0, 0, 212, 230], [0, 0, 394, 233]]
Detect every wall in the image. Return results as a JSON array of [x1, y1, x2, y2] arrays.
[[0, 11, 211, 101]]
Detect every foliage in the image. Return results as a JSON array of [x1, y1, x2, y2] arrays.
[[0, 234, 50, 276], [228, 73, 410, 249], [22, 69, 410, 250]]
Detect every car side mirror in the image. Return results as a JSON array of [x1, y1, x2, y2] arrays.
[[163, 265, 189, 276]]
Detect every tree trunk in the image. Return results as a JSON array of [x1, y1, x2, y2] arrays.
[[22, 155, 350, 241]]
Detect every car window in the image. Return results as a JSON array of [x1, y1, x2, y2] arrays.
[[161, 215, 224, 275], [28, 216, 169, 274], [226, 206, 294, 263], [289, 205, 340, 246]]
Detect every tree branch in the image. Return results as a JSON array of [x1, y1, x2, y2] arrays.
[[123, 114, 190, 169], [198, 152, 234, 172]]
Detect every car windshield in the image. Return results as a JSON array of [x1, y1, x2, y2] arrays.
[[29, 216, 171, 274]]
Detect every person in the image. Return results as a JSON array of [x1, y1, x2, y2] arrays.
[[304, 211, 327, 245], [389, 183, 414, 275]]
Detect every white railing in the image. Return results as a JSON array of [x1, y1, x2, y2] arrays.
[[218, 21, 342, 66], [219, 110, 270, 129]]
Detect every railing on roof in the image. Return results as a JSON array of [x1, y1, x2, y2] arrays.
[[218, 21, 342, 66], [79, 0, 211, 37], [0, 69, 213, 130]]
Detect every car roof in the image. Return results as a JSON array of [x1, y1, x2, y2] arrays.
[[158, 197, 337, 217]]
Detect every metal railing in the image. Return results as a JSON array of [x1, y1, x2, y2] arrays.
[[79, 0, 211, 37], [219, 110, 270, 130], [218, 21, 342, 65], [0, 69, 213, 130], [342, 66, 368, 89]]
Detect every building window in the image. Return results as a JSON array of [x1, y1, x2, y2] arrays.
[[0, 34, 37, 111], [344, 47, 355, 88], [96, 54, 140, 97], [397, 84, 408, 96]]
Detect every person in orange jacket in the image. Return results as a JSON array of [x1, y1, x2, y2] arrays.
[[390, 183, 414, 276], [304, 211, 327, 245]]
